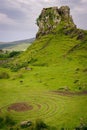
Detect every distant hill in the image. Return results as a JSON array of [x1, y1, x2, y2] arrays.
[[3, 43, 32, 52], [0, 38, 35, 50], [0, 42, 4, 45]]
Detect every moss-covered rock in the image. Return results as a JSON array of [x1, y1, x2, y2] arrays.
[[36, 6, 75, 38]]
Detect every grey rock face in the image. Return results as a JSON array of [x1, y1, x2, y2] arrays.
[[36, 6, 75, 38], [59, 6, 70, 18]]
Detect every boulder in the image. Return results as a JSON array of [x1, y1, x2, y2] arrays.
[[20, 120, 32, 128]]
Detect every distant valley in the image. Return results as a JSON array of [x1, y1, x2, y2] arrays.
[[0, 38, 35, 51]]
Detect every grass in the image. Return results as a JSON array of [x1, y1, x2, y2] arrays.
[[0, 19, 87, 129], [0, 66, 87, 129], [8, 31, 87, 91]]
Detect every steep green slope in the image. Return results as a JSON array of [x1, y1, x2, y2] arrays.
[[7, 6, 87, 91], [8, 32, 87, 91]]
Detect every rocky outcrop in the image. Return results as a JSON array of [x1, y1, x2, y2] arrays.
[[36, 6, 75, 38]]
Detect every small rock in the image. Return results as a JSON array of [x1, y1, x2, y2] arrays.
[[78, 33, 85, 40], [20, 120, 32, 128], [76, 68, 80, 71], [25, 67, 32, 71], [20, 80, 23, 83]]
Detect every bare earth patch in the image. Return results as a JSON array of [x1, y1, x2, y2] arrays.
[[51, 90, 87, 96], [8, 102, 33, 112]]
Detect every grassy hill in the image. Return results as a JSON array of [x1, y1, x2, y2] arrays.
[[3, 43, 31, 52], [0, 6, 87, 130], [0, 38, 35, 51], [9, 22, 87, 92]]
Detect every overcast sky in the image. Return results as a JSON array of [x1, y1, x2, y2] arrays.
[[0, 0, 87, 42]]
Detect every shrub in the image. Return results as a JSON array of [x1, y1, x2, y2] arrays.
[[0, 117, 4, 122], [0, 53, 9, 59], [5, 115, 16, 126], [35, 119, 48, 130], [0, 117, 4, 128], [9, 51, 21, 58], [75, 126, 87, 130], [0, 72, 10, 79], [10, 62, 28, 72], [0, 115, 16, 129]]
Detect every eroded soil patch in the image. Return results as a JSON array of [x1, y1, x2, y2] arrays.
[[51, 90, 87, 96], [8, 102, 33, 112]]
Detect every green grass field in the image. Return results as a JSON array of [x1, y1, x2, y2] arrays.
[[0, 15, 87, 129], [0, 66, 87, 129]]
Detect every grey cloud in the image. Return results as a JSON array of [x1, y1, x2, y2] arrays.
[[0, 0, 29, 21]]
